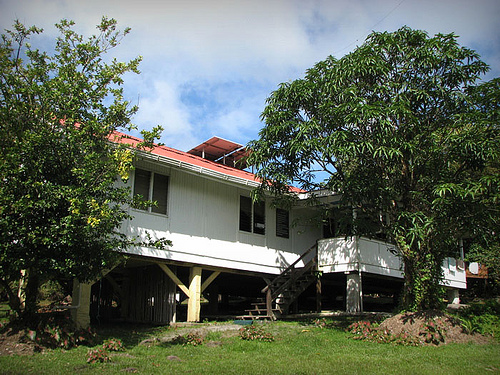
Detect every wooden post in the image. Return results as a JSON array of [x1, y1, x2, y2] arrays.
[[71, 279, 92, 328], [201, 271, 220, 293], [314, 244, 321, 313], [158, 263, 190, 297], [316, 277, 322, 313], [266, 288, 274, 319], [121, 271, 130, 320], [187, 267, 202, 322]]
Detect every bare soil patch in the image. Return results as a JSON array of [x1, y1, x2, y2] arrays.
[[0, 327, 35, 356], [378, 310, 492, 345], [139, 322, 242, 346]]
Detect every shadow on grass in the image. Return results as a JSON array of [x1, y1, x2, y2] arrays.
[[93, 321, 174, 349], [295, 313, 388, 330]]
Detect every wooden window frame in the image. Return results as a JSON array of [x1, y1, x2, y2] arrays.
[[239, 196, 265, 235], [133, 168, 169, 215]]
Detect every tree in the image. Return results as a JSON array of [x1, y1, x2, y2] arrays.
[[0, 18, 165, 319], [248, 27, 500, 311]]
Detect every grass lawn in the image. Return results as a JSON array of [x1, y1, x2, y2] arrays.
[[1, 320, 499, 374]]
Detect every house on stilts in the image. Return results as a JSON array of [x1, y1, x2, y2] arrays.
[[71, 133, 467, 327]]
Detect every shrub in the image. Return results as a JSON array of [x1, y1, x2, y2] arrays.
[[239, 324, 274, 342], [102, 338, 124, 351], [347, 321, 421, 346], [184, 333, 204, 346], [420, 319, 446, 345], [456, 300, 500, 339], [86, 348, 110, 364], [310, 318, 336, 329], [171, 332, 204, 346], [25, 315, 96, 349], [347, 321, 373, 338]]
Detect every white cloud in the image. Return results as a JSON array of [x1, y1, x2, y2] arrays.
[[1, 0, 499, 150], [131, 80, 197, 151]]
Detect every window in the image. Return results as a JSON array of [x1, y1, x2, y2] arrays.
[[133, 168, 169, 215], [276, 208, 289, 238], [239, 196, 265, 235]]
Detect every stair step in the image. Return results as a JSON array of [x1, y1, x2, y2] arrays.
[[236, 315, 273, 320]]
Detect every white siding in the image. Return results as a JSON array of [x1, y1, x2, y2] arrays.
[[122, 162, 320, 275], [318, 237, 466, 288]]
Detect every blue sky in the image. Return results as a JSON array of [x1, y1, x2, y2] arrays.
[[2, 0, 499, 152]]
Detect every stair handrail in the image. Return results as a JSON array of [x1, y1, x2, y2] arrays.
[[262, 242, 318, 294], [262, 243, 318, 319]]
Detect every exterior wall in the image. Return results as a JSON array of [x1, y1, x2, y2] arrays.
[[121, 159, 321, 275], [442, 257, 467, 289], [318, 237, 466, 289]]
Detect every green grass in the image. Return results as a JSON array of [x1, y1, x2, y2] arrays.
[[0, 302, 10, 325], [1, 321, 500, 374]]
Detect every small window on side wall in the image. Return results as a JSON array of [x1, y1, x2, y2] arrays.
[[133, 168, 169, 215], [239, 196, 252, 232], [276, 208, 289, 238], [239, 196, 265, 235]]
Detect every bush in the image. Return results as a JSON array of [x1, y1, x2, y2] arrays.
[[239, 324, 274, 342], [456, 300, 500, 339], [347, 321, 421, 346], [25, 314, 96, 349], [171, 332, 204, 346], [102, 338, 124, 351], [310, 318, 335, 329], [86, 348, 110, 364], [420, 319, 446, 345]]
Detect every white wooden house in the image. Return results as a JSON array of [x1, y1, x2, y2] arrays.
[[71, 134, 466, 327]]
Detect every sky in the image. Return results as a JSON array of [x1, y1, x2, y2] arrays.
[[1, 0, 499, 152]]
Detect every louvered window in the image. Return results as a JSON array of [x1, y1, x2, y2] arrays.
[[276, 208, 289, 238]]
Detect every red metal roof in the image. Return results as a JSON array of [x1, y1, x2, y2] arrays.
[[111, 131, 303, 193]]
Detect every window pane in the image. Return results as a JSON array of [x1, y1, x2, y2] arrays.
[[239, 196, 252, 232], [276, 208, 289, 238], [133, 169, 151, 210], [152, 174, 169, 215], [253, 200, 266, 235]]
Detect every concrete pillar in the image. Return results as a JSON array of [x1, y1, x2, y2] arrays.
[[447, 288, 460, 305], [346, 272, 362, 313], [71, 279, 92, 328], [187, 267, 202, 322]]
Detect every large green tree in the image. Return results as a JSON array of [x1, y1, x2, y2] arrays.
[[248, 27, 500, 311], [0, 18, 164, 318]]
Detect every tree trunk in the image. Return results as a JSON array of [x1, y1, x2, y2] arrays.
[[0, 278, 22, 316], [401, 244, 445, 311], [22, 268, 40, 322]]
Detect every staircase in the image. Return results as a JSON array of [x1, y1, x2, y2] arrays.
[[237, 298, 278, 320], [238, 243, 318, 320]]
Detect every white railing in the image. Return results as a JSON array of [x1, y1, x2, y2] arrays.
[[318, 237, 466, 289]]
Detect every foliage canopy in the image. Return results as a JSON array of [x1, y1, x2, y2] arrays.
[[0, 18, 165, 317], [248, 27, 500, 310]]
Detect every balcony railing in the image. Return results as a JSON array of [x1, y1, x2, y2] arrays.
[[317, 236, 466, 289]]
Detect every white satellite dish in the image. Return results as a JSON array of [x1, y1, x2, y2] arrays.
[[469, 262, 479, 275]]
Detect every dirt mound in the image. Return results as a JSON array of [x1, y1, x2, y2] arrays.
[[379, 310, 491, 345], [0, 328, 36, 356]]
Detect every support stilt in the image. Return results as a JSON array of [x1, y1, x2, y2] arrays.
[[346, 272, 362, 313], [187, 267, 202, 322], [71, 279, 92, 328]]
